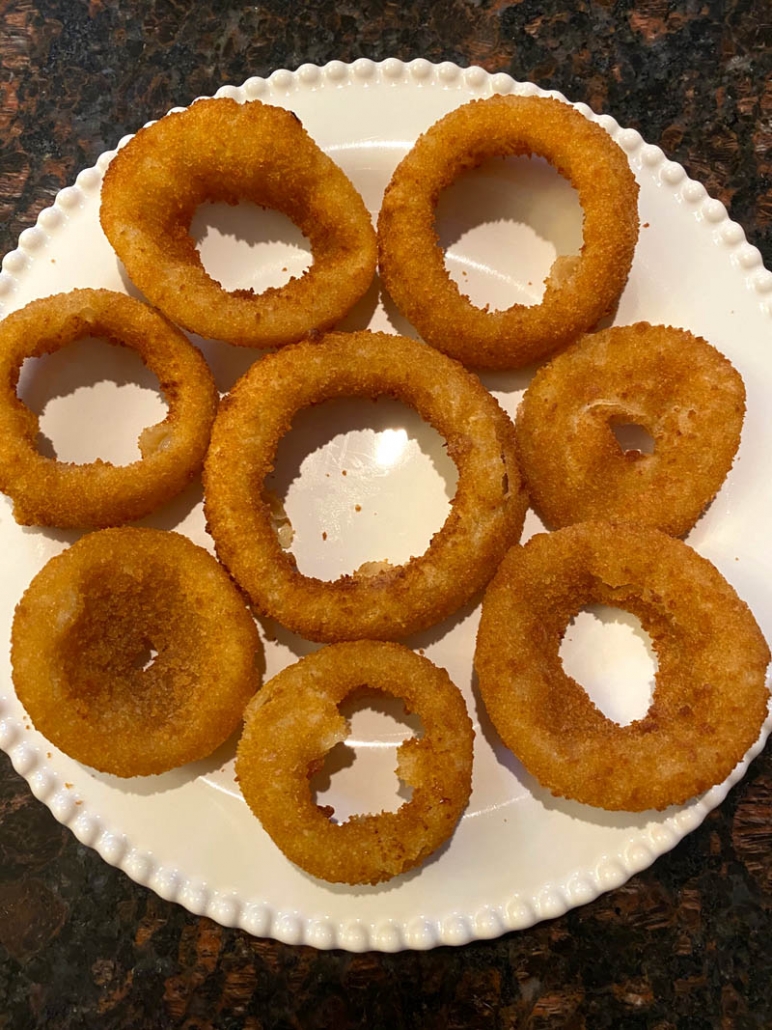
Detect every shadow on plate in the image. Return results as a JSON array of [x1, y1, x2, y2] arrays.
[[87, 728, 241, 798]]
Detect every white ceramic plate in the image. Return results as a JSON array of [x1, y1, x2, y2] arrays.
[[1, 59, 771, 953]]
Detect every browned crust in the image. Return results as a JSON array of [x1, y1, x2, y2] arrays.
[[100, 97, 377, 347], [378, 94, 639, 369], [236, 641, 474, 884], [514, 322, 746, 536], [203, 329, 528, 641], [11, 528, 262, 777], [0, 288, 218, 528], [474, 521, 770, 811]]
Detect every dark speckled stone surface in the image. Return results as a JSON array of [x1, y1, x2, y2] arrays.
[[2, 1, 772, 1027]]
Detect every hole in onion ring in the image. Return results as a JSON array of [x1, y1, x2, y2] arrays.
[[17, 337, 166, 465], [311, 690, 424, 824], [611, 421, 656, 457], [265, 397, 458, 579], [191, 201, 312, 294], [435, 154, 583, 311], [132, 642, 159, 672], [559, 605, 658, 726]]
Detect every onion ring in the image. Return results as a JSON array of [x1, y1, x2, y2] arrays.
[[377, 94, 639, 369], [203, 329, 527, 641], [0, 288, 218, 528], [236, 640, 474, 884], [515, 323, 746, 536], [475, 521, 770, 811], [100, 97, 377, 348], [11, 527, 262, 778]]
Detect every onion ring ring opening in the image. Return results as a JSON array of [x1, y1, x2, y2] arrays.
[[100, 97, 377, 348], [203, 330, 527, 642], [236, 641, 474, 884], [474, 521, 770, 811], [514, 322, 746, 537], [11, 527, 262, 777], [377, 94, 639, 370], [0, 289, 219, 528]]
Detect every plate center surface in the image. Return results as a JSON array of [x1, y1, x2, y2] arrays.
[[436, 154, 583, 310], [18, 339, 166, 465], [312, 692, 422, 823], [266, 397, 457, 579], [192, 201, 312, 293], [559, 605, 657, 726]]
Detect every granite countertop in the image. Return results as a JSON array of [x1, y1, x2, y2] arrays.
[[2, 1, 772, 1027]]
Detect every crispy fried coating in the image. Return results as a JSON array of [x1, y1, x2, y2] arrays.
[[475, 522, 770, 811], [378, 94, 639, 369], [203, 330, 528, 641], [11, 528, 262, 777], [100, 98, 377, 347], [515, 323, 746, 537], [236, 641, 474, 884], [0, 289, 218, 528]]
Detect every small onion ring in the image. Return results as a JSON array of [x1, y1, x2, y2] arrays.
[[515, 323, 746, 537], [0, 289, 218, 528], [203, 330, 527, 641], [236, 640, 474, 885], [474, 521, 770, 811], [100, 97, 377, 348], [11, 528, 262, 777], [378, 95, 639, 369]]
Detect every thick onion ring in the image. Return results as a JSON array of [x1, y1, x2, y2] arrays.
[[515, 323, 746, 537], [11, 527, 262, 777], [236, 640, 474, 884], [203, 329, 527, 641], [474, 521, 770, 811], [100, 97, 377, 348], [377, 95, 639, 369], [0, 289, 218, 528]]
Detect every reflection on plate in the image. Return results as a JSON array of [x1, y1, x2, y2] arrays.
[[1, 59, 771, 953]]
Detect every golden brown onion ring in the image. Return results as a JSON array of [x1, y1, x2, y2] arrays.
[[236, 640, 474, 884], [475, 521, 770, 811], [378, 95, 639, 369], [100, 97, 377, 347], [11, 527, 262, 777], [515, 323, 746, 537], [0, 289, 218, 528], [203, 330, 527, 641]]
